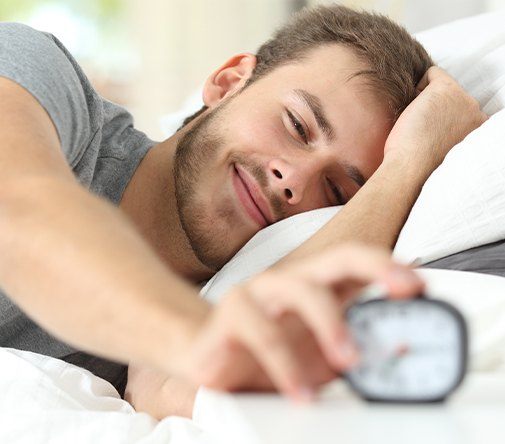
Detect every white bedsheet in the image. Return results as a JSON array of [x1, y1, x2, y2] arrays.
[[0, 347, 216, 444]]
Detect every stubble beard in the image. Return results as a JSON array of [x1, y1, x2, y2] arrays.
[[173, 101, 240, 272]]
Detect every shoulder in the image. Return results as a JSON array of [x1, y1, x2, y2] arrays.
[[0, 22, 58, 56], [0, 23, 103, 166]]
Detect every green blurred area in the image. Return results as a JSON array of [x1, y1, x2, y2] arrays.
[[0, 0, 122, 21]]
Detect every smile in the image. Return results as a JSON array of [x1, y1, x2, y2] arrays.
[[232, 164, 269, 228]]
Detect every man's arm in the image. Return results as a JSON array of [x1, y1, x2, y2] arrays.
[[125, 365, 197, 419], [278, 67, 488, 264], [0, 77, 209, 372]]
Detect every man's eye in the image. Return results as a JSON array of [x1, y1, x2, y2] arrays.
[[287, 110, 308, 144], [327, 178, 345, 205]]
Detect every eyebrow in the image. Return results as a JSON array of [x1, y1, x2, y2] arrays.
[[293, 89, 366, 189], [293, 89, 336, 142]]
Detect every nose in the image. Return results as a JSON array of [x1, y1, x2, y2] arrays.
[[267, 156, 320, 206]]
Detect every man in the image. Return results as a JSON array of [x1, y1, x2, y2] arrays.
[[0, 4, 485, 419]]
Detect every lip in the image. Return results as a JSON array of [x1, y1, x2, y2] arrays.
[[232, 164, 273, 228]]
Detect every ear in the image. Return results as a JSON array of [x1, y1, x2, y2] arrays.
[[202, 53, 257, 108]]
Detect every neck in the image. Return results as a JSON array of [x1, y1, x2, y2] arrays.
[[119, 133, 215, 284]]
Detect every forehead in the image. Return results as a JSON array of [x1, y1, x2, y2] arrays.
[[251, 44, 391, 173], [292, 44, 371, 88], [265, 44, 380, 106]]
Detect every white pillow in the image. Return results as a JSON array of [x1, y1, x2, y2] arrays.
[[201, 207, 341, 302], [200, 11, 505, 302], [415, 11, 505, 116]]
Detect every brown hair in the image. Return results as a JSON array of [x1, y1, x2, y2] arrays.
[[181, 4, 433, 128]]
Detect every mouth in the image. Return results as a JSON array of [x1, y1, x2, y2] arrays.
[[232, 164, 273, 228]]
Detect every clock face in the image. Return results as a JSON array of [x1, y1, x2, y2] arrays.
[[344, 298, 467, 402]]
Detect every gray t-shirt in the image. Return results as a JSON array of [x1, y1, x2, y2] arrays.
[[0, 22, 156, 396]]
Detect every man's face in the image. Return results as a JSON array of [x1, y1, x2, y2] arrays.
[[174, 45, 392, 271]]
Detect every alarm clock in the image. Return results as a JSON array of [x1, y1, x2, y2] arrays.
[[344, 296, 468, 403]]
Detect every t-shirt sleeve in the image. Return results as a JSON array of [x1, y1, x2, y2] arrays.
[[0, 22, 97, 166]]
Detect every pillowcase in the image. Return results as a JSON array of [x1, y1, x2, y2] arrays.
[[393, 10, 505, 262], [200, 11, 505, 302], [201, 207, 340, 302], [415, 11, 505, 116]]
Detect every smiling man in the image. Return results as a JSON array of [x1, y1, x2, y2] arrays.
[[166, 43, 390, 272], [0, 4, 485, 417]]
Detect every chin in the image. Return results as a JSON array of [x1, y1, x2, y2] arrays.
[[182, 190, 259, 271], [214, 229, 257, 270]]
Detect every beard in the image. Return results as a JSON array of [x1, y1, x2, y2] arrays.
[[173, 99, 241, 272], [174, 97, 285, 272]]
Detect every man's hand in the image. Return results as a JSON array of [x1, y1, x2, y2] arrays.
[[170, 244, 424, 402], [384, 66, 488, 173]]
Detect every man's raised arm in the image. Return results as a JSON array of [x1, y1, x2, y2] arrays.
[[279, 67, 488, 264]]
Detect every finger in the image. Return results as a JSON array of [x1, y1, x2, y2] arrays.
[[291, 244, 424, 298], [416, 65, 443, 92], [331, 278, 367, 302], [278, 313, 337, 385], [256, 277, 359, 372], [381, 266, 425, 299], [416, 68, 430, 93], [198, 337, 278, 394], [424, 65, 452, 84], [230, 290, 314, 402], [417, 65, 454, 93]]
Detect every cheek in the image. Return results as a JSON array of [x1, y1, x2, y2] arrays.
[[227, 110, 286, 157], [297, 192, 332, 215], [206, 165, 257, 237]]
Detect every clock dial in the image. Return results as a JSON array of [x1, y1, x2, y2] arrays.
[[345, 298, 467, 402]]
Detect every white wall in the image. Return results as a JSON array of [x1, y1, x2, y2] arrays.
[[126, 0, 294, 138]]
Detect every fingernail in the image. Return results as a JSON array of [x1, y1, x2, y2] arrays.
[[389, 267, 421, 285]]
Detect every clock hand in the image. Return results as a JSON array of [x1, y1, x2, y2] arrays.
[[380, 344, 410, 379]]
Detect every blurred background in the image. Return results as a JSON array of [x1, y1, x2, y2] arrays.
[[2, 0, 503, 139]]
